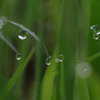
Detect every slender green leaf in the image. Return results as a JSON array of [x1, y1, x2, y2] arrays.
[[0, 48, 35, 100], [0, 75, 18, 100], [40, 48, 58, 100], [77, 76, 90, 100], [58, 0, 77, 100], [85, 52, 100, 63], [0, 29, 20, 54]]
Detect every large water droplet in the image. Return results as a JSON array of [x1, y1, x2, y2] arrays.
[[0, 20, 3, 29], [58, 54, 64, 62], [76, 62, 92, 79], [90, 25, 100, 34], [45, 56, 51, 65], [18, 29, 27, 40], [16, 53, 21, 60], [93, 32, 100, 40]]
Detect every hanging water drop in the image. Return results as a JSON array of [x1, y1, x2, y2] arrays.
[[45, 56, 51, 65], [18, 29, 27, 40], [93, 32, 100, 40], [16, 53, 21, 60], [58, 54, 64, 62], [0, 20, 3, 29], [90, 25, 100, 34]]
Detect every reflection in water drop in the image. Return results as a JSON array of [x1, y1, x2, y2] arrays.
[[93, 32, 100, 40], [55, 58, 59, 63], [0, 20, 3, 29], [16, 53, 21, 60], [90, 25, 100, 34], [76, 62, 92, 79], [45, 56, 51, 65], [18, 29, 27, 40], [58, 54, 64, 62]]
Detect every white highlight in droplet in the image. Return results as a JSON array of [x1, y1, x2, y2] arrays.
[[0, 20, 3, 29]]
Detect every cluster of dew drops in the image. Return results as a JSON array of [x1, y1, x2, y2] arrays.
[[0, 20, 64, 65], [46, 54, 64, 65], [90, 25, 100, 40]]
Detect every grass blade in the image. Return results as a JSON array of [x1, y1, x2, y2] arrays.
[[40, 48, 58, 100], [0, 29, 20, 54], [0, 48, 35, 100], [58, 0, 77, 99], [85, 52, 100, 63]]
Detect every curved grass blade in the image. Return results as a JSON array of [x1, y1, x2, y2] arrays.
[[0, 48, 35, 100], [85, 52, 100, 63], [0, 29, 20, 54], [2, 20, 49, 56]]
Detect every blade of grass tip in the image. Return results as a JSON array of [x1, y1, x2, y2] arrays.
[[0, 29, 20, 54], [85, 52, 100, 63], [0, 48, 35, 100], [40, 47, 58, 100], [76, 57, 90, 100], [58, 0, 77, 99]]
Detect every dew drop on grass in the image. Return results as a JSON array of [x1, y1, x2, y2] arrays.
[[16, 53, 21, 60], [93, 32, 100, 40], [90, 25, 100, 34], [0, 20, 3, 29], [18, 29, 27, 40], [76, 62, 92, 79], [55, 58, 59, 63], [58, 54, 64, 62], [45, 56, 51, 65]]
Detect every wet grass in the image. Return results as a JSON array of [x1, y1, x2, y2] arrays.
[[0, 0, 100, 100]]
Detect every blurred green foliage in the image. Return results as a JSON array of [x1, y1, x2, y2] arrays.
[[0, 0, 100, 100]]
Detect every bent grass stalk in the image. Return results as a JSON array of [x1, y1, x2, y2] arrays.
[[0, 48, 35, 100], [2, 20, 49, 57], [0, 29, 20, 54]]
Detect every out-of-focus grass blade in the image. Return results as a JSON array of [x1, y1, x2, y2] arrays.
[[0, 48, 35, 100], [0, 29, 20, 54], [51, 88, 56, 100], [77, 76, 90, 100], [58, 0, 77, 99], [60, 62, 65, 100], [0, 75, 18, 100], [85, 52, 100, 63], [87, 73, 100, 100], [40, 48, 58, 100]]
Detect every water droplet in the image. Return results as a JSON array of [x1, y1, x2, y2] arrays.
[[93, 32, 100, 40], [55, 58, 59, 63], [16, 53, 21, 60], [76, 62, 92, 79], [58, 54, 64, 62], [0, 20, 3, 29], [90, 25, 100, 34], [45, 56, 51, 65], [18, 29, 27, 40]]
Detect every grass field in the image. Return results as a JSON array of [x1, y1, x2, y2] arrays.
[[0, 0, 100, 100]]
